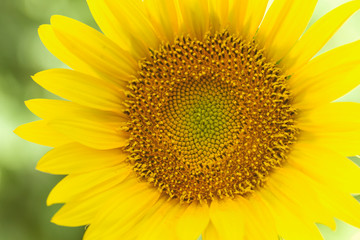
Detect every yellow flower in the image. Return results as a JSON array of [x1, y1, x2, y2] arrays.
[[15, 0, 360, 239]]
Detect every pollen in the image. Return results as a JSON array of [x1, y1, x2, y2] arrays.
[[125, 31, 298, 203]]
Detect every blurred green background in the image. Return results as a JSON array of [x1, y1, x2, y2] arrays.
[[1, 0, 360, 239]]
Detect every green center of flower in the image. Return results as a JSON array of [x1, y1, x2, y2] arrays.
[[126, 31, 298, 203]]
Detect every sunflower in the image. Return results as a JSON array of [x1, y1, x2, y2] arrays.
[[14, 0, 360, 239]]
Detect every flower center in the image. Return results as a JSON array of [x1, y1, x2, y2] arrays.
[[126, 31, 298, 203]]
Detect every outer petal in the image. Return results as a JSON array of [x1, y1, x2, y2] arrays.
[[176, 202, 210, 240], [83, 177, 160, 240], [208, 0, 229, 31], [50, 15, 138, 86], [51, 185, 120, 226], [38, 25, 97, 77], [32, 69, 126, 113], [135, 199, 184, 240], [177, 0, 209, 39], [47, 164, 130, 205], [143, 0, 180, 43], [36, 142, 126, 175], [102, 0, 161, 59], [14, 120, 71, 147], [242, 195, 278, 240], [49, 118, 128, 150], [282, 0, 360, 73], [203, 222, 221, 240], [25, 99, 126, 128], [260, 169, 329, 240], [229, 0, 268, 38], [257, 0, 317, 61], [289, 40, 360, 109], [209, 199, 244, 240], [288, 142, 360, 194], [297, 102, 360, 133]]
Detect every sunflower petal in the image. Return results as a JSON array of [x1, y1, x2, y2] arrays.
[[177, 0, 209, 39], [103, 0, 161, 59], [314, 183, 360, 229], [289, 143, 360, 194], [47, 165, 129, 205], [260, 180, 325, 240], [230, 0, 268, 38], [283, 0, 360, 73], [208, 0, 229, 31], [290, 40, 360, 109], [86, 0, 130, 51], [51, 186, 119, 226], [203, 222, 221, 240], [135, 199, 183, 240], [257, 0, 317, 61], [49, 117, 128, 150], [38, 25, 97, 76], [36, 142, 126, 175], [32, 69, 126, 112], [209, 199, 244, 240], [83, 178, 160, 240], [14, 120, 71, 147], [143, 0, 179, 43], [176, 202, 209, 240], [50, 15, 137, 85], [25, 99, 126, 129], [298, 102, 360, 132], [268, 166, 336, 229], [228, 0, 248, 35], [244, 195, 278, 240]]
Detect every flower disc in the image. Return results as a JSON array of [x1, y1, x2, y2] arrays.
[[127, 31, 299, 203]]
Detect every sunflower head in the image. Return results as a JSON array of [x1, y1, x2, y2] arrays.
[[127, 30, 299, 203], [14, 0, 360, 239]]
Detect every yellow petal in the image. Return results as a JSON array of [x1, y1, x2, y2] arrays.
[[14, 120, 71, 147], [50, 15, 138, 86], [49, 118, 128, 150], [37, 142, 126, 175], [143, 0, 180, 43], [177, 0, 209, 39], [283, 0, 360, 73], [176, 202, 209, 240], [208, 0, 229, 31], [257, 0, 317, 61], [245, 0, 269, 38], [86, 0, 131, 52], [32, 69, 126, 113], [209, 199, 244, 240], [47, 164, 130, 205], [51, 186, 119, 226], [203, 222, 221, 240], [136, 199, 184, 240], [25, 99, 126, 129], [103, 0, 161, 59], [268, 166, 336, 229], [38, 24, 97, 77], [228, 0, 249, 35], [289, 142, 360, 194], [242, 195, 278, 240], [314, 182, 360, 229], [83, 177, 160, 240], [230, 0, 268, 38], [290, 40, 360, 109], [297, 102, 360, 132], [260, 180, 325, 240], [301, 129, 360, 157]]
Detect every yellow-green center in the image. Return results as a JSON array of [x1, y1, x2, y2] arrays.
[[126, 31, 298, 203]]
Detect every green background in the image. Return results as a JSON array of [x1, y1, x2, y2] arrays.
[[1, 0, 360, 239]]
